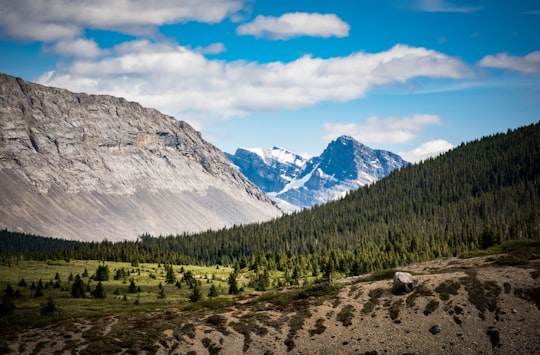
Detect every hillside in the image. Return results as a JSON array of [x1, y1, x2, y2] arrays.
[[2, 122, 538, 273], [16, 122, 535, 270], [1, 123, 539, 354], [0, 74, 281, 241], [2, 250, 539, 354]]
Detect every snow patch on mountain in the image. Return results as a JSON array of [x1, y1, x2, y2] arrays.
[[227, 135, 408, 210]]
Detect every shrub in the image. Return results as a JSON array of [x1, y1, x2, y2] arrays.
[[435, 280, 461, 301], [40, 297, 57, 315], [423, 299, 439, 315]]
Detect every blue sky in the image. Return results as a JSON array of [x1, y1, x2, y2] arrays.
[[1, 0, 539, 161]]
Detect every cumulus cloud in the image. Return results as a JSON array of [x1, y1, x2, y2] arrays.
[[0, 0, 245, 41], [478, 51, 540, 74], [413, 0, 482, 13], [37, 42, 470, 127], [323, 115, 444, 144], [49, 38, 103, 58], [236, 12, 350, 39], [399, 139, 454, 163]]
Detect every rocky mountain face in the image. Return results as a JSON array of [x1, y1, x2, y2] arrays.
[[226, 136, 407, 210], [0, 73, 281, 241]]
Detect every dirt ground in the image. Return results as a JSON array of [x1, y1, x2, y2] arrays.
[[2, 254, 540, 355]]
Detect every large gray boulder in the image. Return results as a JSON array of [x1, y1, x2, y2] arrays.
[[392, 272, 418, 295]]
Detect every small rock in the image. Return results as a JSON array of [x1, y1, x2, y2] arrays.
[[512, 309, 517, 314], [429, 325, 441, 335]]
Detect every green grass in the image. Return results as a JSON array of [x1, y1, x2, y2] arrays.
[[0, 259, 238, 330], [460, 239, 540, 259]]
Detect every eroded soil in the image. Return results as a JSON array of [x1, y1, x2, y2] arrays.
[[2, 254, 540, 355]]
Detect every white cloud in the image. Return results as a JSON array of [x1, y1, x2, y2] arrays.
[[236, 12, 350, 39], [478, 51, 540, 74], [0, 0, 245, 41], [323, 115, 444, 144], [50, 38, 103, 58], [194, 42, 227, 55], [413, 0, 482, 13], [37, 42, 470, 127], [399, 140, 454, 163]]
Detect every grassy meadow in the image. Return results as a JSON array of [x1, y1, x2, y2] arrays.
[[0, 259, 247, 329]]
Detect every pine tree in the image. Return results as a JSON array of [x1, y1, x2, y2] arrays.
[[208, 284, 219, 298], [165, 265, 176, 284], [189, 283, 202, 302], [228, 270, 240, 295], [40, 296, 57, 315], [92, 281, 106, 299], [94, 265, 109, 281], [71, 274, 86, 298], [128, 279, 138, 293], [34, 283, 44, 298], [0, 295, 15, 315], [4, 284, 14, 298], [323, 258, 335, 283]]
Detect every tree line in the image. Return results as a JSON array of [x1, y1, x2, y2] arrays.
[[1, 122, 539, 277]]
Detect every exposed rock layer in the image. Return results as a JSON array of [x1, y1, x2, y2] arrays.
[[0, 73, 281, 241]]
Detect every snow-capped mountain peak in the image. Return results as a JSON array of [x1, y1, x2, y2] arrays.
[[227, 135, 408, 211], [245, 147, 306, 168]]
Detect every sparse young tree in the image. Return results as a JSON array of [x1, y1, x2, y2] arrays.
[[92, 281, 106, 299], [0, 295, 15, 315], [208, 284, 219, 298], [71, 274, 86, 298], [165, 265, 176, 284], [40, 296, 57, 315], [128, 279, 138, 293], [34, 284, 44, 298], [228, 270, 240, 295], [94, 264, 109, 281], [4, 284, 14, 298], [189, 283, 203, 302]]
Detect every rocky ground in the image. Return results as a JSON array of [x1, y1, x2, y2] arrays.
[[2, 253, 539, 355]]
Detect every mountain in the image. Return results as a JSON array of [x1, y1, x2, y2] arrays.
[[32, 122, 536, 269], [226, 136, 408, 210], [0, 73, 281, 242]]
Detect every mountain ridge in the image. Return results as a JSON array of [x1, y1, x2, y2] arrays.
[[0, 73, 281, 241], [226, 135, 408, 209]]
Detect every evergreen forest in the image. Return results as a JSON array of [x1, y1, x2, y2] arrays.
[[1, 122, 539, 279]]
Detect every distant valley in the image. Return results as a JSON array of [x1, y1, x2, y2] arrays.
[[226, 136, 408, 210]]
